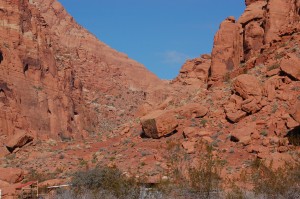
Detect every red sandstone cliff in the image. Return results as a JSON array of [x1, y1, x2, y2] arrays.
[[0, 0, 166, 142], [194, 0, 300, 82]]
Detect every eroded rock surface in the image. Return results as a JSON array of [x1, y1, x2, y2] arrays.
[[210, 17, 243, 81], [0, 0, 166, 141], [140, 110, 178, 139]]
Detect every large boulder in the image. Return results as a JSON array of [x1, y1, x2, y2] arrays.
[[232, 74, 262, 100], [0, 168, 24, 184], [224, 94, 247, 123], [140, 110, 178, 139], [232, 74, 263, 113], [280, 53, 300, 80], [230, 125, 258, 145], [226, 110, 247, 123], [263, 76, 290, 101], [6, 130, 33, 152], [225, 74, 263, 120]]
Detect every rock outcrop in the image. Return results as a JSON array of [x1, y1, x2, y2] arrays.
[[210, 17, 244, 81], [238, 1, 266, 60], [202, 0, 300, 82], [225, 74, 263, 122], [0, 168, 24, 184], [280, 53, 300, 80], [0, 0, 166, 141], [140, 110, 178, 139], [6, 130, 33, 152], [173, 55, 211, 87], [264, 0, 300, 43]]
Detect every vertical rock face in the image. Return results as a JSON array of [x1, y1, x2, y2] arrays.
[[206, 0, 300, 82], [0, 0, 77, 140], [210, 17, 243, 81], [238, 1, 266, 60], [0, 0, 165, 140], [264, 0, 298, 43]]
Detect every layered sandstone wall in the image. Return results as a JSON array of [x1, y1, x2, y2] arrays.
[[0, 0, 166, 141]]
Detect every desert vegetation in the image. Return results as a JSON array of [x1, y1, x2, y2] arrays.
[[51, 142, 300, 199]]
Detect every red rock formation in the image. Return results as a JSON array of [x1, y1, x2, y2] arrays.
[[6, 130, 33, 152], [264, 0, 300, 43], [0, 168, 24, 184], [202, 0, 300, 82], [140, 110, 178, 139], [280, 53, 300, 80], [0, 0, 165, 141], [173, 54, 211, 87], [210, 17, 244, 81], [239, 1, 266, 60]]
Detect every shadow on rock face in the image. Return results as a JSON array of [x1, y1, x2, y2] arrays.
[[286, 126, 300, 146], [140, 131, 149, 139], [0, 50, 3, 64], [140, 130, 178, 139]]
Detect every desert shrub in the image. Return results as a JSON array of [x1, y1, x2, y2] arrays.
[[267, 63, 280, 71], [225, 184, 247, 199], [250, 160, 300, 199], [70, 167, 139, 199], [54, 189, 116, 199], [187, 145, 222, 199], [165, 140, 222, 199], [25, 169, 58, 182], [200, 119, 208, 127], [274, 52, 285, 60], [223, 72, 231, 83]]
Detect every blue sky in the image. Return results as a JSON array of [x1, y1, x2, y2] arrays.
[[58, 0, 245, 79]]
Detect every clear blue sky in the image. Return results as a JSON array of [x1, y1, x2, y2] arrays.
[[58, 0, 245, 79]]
